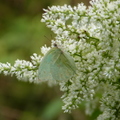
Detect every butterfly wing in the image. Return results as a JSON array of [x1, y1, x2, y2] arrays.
[[38, 47, 60, 81], [63, 51, 77, 73], [50, 49, 76, 81]]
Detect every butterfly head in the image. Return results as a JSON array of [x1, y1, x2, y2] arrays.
[[53, 43, 58, 47]]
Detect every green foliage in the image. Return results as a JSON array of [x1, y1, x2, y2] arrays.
[[41, 98, 63, 120], [0, 16, 52, 63]]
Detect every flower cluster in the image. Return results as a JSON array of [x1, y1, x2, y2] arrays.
[[0, 0, 120, 119], [0, 53, 41, 83]]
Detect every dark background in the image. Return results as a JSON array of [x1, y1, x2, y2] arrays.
[[0, 0, 100, 120]]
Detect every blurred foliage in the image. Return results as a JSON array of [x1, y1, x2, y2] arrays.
[[0, 16, 53, 63], [0, 0, 101, 120]]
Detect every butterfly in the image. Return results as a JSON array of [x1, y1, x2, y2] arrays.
[[38, 43, 76, 82]]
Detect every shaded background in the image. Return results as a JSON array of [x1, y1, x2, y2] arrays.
[[0, 0, 100, 120]]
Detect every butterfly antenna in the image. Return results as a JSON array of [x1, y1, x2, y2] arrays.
[[44, 35, 51, 41]]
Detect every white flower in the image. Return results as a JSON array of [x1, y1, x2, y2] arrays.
[[0, 0, 120, 119], [41, 45, 51, 55]]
